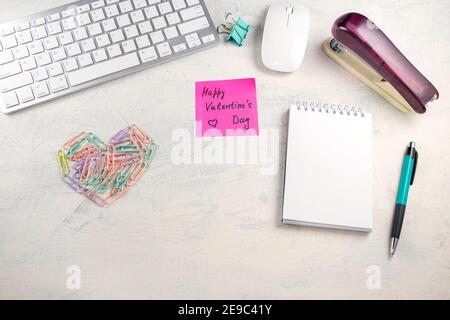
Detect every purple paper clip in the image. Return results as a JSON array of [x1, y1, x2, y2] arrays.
[[63, 174, 84, 194]]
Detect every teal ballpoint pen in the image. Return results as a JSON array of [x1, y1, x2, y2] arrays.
[[390, 142, 418, 256]]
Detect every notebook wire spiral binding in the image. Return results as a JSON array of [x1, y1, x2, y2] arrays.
[[294, 101, 365, 117]]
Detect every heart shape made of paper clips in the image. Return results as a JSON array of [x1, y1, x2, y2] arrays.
[[57, 124, 156, 207]]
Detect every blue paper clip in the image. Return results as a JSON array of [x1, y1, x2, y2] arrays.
[[217, 13, 250, 47]]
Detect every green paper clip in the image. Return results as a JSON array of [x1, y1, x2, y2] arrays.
[[87, 133, 108, 150], [217, 14, 250, 47]]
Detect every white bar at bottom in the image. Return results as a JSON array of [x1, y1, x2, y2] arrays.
[[67, 52, 141, 86]]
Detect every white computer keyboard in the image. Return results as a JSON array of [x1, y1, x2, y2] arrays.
[[0, 0, 219, 114]]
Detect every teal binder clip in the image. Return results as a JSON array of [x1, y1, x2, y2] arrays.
[[217, 13, 251, 47]]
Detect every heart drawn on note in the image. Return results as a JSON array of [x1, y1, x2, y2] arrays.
[[208, 119, 218, 127]]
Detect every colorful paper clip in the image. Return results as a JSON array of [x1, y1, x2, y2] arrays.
[[217, 13, 250, 47], [58, 124, 156, 206], [57, 150, 69, 175]]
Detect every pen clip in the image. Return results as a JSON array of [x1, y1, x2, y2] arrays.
[[410, 149, 418, 185]]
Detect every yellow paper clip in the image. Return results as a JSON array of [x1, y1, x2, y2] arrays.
[[57, 149, 69, 176]]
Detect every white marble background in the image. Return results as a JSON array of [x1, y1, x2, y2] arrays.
[[0, 0, 449, 299]]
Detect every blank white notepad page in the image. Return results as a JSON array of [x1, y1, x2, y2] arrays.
[[283, 105, 373, 231]]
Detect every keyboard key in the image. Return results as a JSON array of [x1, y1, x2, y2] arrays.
[[28, 40, 44, 54], [32, 67, 48, 81], [102, 18, 117, 32], [12, 45, 29, 59], [91, 8, 106, 22], [61, 8, 76, 18], [15, 22, 30, 32], [0, 25, 15, 36], [135, 35, 150, 48], [31, 26, 47, 40], [77, 4, 91, 13], [63, 58, 78, 72], [67, 52, 140, 86], [124, 25, 139, 38], [172, 0, 186, 10], [32, 81, 50, 98], [202, 34, 215, 43], [2, 35, 18, 49], [17, 30, 32, 44], [152, 16, 167, 30], [130, 10, 145, 23], [35, 52, 52, 66], [164, 26, 178, 39], [47, 62, 63, 76], [95, 34, 111, 47], [172, 42, 186, 52], [73, 27, 88, 40], [49, 74, 69, 92], [180, 5, 204, 21], [119, 0, 133, 13], [20, 56, 37, 71], [178, 16, 209, 35], [148, 0, 162, 4], [107, 44, 122, 57], [185, 32, 201, 48], [0, 72, 33, 92], [31, 18, 46, 27], [43, 36, 59, 50], [66, 43, 82, 56], [91, 0, 106, 9], [186, 0, 199, 5], [144, 6, 159, 19], [138, 21, 153, 34], [76, 13, 91, 26], [92, 48, 107, 62], [1, 91, 19, 107], [139, 47, 157, 63], [47, 21, 62, 35], [122, 39, 137, 53], [62, 17, 77, 30], [166, 12, 181, 25], [81, 38, 96, 51], [78, 53, 94, 67], [156, 42, 172, 57], [16, 86, 34, 103], [46, 13, 60, 23], [0, 61, 22, 79], [50, 47, 67, 61], [106, 0, 120, 3], [59, 32, 74, 45], [150, 30, 164, 44], [0, 50, 14, 65], [88, 23, 103, 36], [116, 14, 131, 28], [105, 4, 120, 17], [158, 2, 173, 14], [133, 0, 147, 9], [110, 29, 125, 43]]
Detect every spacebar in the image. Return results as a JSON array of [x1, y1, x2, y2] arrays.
[[67, 53, 141, 86]]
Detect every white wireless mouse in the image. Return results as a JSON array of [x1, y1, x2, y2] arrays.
[[261, 1, 310, 72]]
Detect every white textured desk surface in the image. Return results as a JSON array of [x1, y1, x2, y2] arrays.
[[0, 0, 449, 299]]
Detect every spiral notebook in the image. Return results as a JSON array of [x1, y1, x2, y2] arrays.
[[282, 102, 373, 232]]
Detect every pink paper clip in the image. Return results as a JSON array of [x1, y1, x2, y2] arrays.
[[63, 131, 87, 149]]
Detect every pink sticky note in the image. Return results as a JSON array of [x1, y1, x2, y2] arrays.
[[195, 78, 259, 136]]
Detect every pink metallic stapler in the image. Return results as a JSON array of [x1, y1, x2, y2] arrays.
[[322, 12, 439, 114]]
